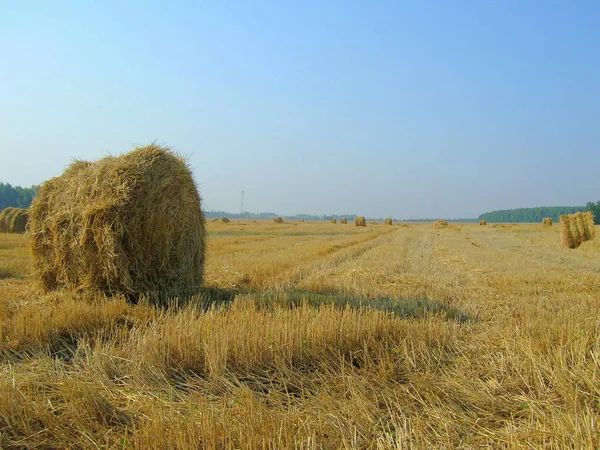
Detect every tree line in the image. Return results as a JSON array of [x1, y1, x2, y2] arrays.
[[479, 206, 588, 223], [585, 201, 600, 224], [0, 183, 38, 211]]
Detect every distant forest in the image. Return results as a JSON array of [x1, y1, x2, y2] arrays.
[[585, 201, 600, 224], [0, 183, 38, 210], [479, 206, 587, 223]]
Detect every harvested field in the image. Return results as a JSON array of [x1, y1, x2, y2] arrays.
[[0, 221, 599, 448]]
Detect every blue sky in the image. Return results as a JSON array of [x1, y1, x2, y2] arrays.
[[1, 1, 598, 218]]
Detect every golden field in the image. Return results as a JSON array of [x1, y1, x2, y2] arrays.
[[0, 220, 599, 449]]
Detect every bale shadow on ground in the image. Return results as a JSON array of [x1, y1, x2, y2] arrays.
[[151, 287, 475, 323]]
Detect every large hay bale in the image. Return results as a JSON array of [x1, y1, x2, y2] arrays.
[[221, 217, 231, 223], [355, 216, 366, 227], [29, 144, 206, 298], [542, 217, 553, 227], [385, 218, 393, 225], [0, 207, 17, 233], [330, 218, 337, 224], [434, 219, 448, 228], [479, 219, 486, 226], [8, 208, 29, 233], [274, 216, 284, 223], [340, 218, 348, 224]]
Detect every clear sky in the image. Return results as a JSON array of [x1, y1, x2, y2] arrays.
[[1, 1, 598, 219]]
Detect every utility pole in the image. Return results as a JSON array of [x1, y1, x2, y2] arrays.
[[241, 190, 244, 215]]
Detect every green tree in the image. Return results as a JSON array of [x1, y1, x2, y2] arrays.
[[585, 201, 600, 224]]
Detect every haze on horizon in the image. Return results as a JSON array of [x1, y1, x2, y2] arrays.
[[1, 1, 598, 219]]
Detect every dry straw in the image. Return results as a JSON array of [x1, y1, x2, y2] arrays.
[[561, 212, 595, 249], [479, 219, 486, 226], [355, 216, 366, 227], [340, 218, 348, 224], [330, 218, 337, 224], [9, 208, 28, 233], [542, 217, 553, 227], [583, 211, 596, 240], [29, 144, 206, 298], [434, 219, 448, 228], [274, 217, 284, 223], [221, 217, 231, 223], [0, 207, 16, 233], [385, 218, 393, 225]]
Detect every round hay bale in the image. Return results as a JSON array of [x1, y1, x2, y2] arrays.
[[355, 216, 366, 227], [330, 218, 337, 224], [433, 219, 448, 228], [384, 218, 393, 225], [542, 217, 553, 227], [274, 216, 284, 223], [0, 207, 17, 233], [479, 219, 486, 226], [9, 208, 29, 233], [340, 217, 348, 224], [29, 144, 206, 298], [221, 217, 231, 223]]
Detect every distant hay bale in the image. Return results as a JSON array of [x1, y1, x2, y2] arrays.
[[399, 223, 409, 228], [274, 216, 284, 223], [330, 218, 337, 224], [560, 212, 594, 249], [434, 219, 448, 228], [479, 220, 486, 226], [385, 218, 393, 225], [573, 212, 587, 243], [355, 216, 366, 227], [583, 211, 596, 240], [369, 222, 379, 225], [29, 144, 206, 298], [561, 215, 577, 249], [340, 218, 348, 224], [221, 217, 231, 223], [542, 217, 553, 227], [8, 208, 29, 233], [0, 207, 17, 233], [211, 218, 219, 222]]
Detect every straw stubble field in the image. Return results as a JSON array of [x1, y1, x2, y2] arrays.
[[0, 221, 599, 448]]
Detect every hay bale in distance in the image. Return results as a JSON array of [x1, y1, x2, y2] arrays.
[[355, 216, 366, 227], [274, 216, 284, 223], [4, 208, 21, 233], [560, 212, 595, 249], [221, 217, 231, 223], [542, 217, 553, 227], [434, 219, 448, 228], [330, 218, 337, 224], [8, 208, 29, 233], [340, 218, 348, 224], [561, 215, 577, 248], [29, 144, 206, 298], [0, 207, 17, 233], [583, 212, 596, 240], [479, 219, 486, 226], [385, 218, 393, 225]]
